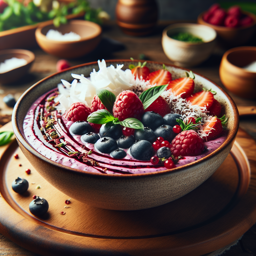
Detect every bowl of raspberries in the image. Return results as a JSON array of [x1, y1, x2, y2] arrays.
[[198, 3, 256, 46], [13, 60, 239, 211]]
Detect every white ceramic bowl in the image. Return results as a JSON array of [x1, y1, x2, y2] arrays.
[[162, 23, 217, 67]]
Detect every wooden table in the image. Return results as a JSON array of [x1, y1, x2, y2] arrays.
[[0, 21, 256, 256]]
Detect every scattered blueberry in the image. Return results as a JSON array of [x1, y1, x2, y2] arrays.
[[117, 135, 135, 149], [141, 111, 164, 130], [81, 132, 100, 144], [130, 140, 155, 161], [110, 149, 127, 159], [69, 121, 93, 135], [99, 123, 122, 140], [29, 196, 49, 217], [12, 177, 29, 194], [134, 127, 157, 143], [157, 147, 172, 159], [95, 137, 118, 154], [154, 124, 176, 142], [164, 113, 182, 126], [3, 94, 16, 108]]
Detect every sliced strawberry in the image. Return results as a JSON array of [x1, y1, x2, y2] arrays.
[[167, 71, 195, 98], [186, 90, 215, 110], [147, 64, 172, 86], [209, 99, 222, 117], [129, 61, 150, 80], [202, 115, 228, 141]]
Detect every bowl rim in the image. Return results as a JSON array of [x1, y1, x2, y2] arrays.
[[198, 10, 256, 31], [0, 49, 35, 75], [162, 23, 217, 45], [222, 46, 256, 74], [35, 19, 102, 44], [12, 59, 239, 179]]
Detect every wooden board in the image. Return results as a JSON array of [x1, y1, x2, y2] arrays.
[[0, 122, 256, 256]]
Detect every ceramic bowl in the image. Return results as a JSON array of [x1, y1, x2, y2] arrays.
[[197, 11, 256, 47], [35, 20, 102, 59], [0, 49, 35, 84], [162, 23, 217, 67], [12, 60, 239, 211], [220, 46, 256, 99]]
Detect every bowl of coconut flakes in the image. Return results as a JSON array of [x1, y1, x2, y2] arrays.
[[0, 49, 35, 84], [35, 20, 102, 59]]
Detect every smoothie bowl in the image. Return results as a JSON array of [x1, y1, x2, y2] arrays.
[[12, 60, 239, 210]]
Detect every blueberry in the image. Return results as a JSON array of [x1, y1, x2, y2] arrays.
[[117, 135, 135, 149], [141, 111, 164, 130], [3, 94, 16, 108], [29, 196, 49, 217], [81, 132, 100, 144], [12, 177, 29, 194], [130, 140, 155, 161], [110, 149, 127, 159], [134, 127, 157, 143], [164, 113, 182, 126], [70, 121, 93, 135], [157, 147, 172, 159], [95, 137, 118, 154], [154, 124, 176, 142], [99, 123, 122, 140]]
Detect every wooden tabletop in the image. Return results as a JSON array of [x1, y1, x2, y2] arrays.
[[0, 20, 256, 256]]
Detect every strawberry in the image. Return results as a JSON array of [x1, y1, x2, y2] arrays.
[[170, 130, 205, 157], [129, 61, 150, 80], [167, 71, 195, 99], [64, 102, 91, 122], [186, 89, 215, 110], [209, 99, 222, 117], [91, 95, 107, 113], [113, 91, 144, 121], [201, 115, 228, 141], [147, 64, 172, 86], [144, 96, 170, 117], [57, 59, 71, 72]]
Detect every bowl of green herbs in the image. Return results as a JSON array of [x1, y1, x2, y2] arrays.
[[162, 23, 217, 67]]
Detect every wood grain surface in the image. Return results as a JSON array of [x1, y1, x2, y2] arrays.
[[1, 20, 256, 256]]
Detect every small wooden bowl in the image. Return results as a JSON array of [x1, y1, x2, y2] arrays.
[[198, 11, 256, 47], [162, 23, 216, 67], [35, 20, 102, 59], [220, 46, 256, 99], [0, 49, 35, 84]]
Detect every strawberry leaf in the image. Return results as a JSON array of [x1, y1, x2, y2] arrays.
[[118, 118, 144, 130], [87, 109, 115, 124], [0, 131, 14, 146], [97, 89, 116, 113], [139, 84, 168, 109]]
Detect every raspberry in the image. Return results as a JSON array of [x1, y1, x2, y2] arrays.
[[225, 15, 239, 28], [64, 102, 91, 122], [57, 59, 71, 72], [89, 122, 101, 133], [227, 6, 241, 18], [239, 16, 254, 27], [209, 16, 224, 26], [208, 3, 220, 14], [144, 96, 170, 117], [170, 130, 205, 157], [0, 0, 8, 14], [113, 91, 144, 121], [91, 95, 106, 113], [203, 12, 213, 22]]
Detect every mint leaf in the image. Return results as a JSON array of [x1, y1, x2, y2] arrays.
[[118, 118, 144, 130], [97, 90, 116, 113], [139, 84, 168, 109], [87, 109, 114, 124], [0, 131, 14, 146]]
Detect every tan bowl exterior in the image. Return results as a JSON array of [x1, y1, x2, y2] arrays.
[[0, 49, 35, 84], [220, 46, 256, 100], [162, 23, 216, 67], [12, 60, 239, 211], [198, 11, 256, 47], [35, 20, 102, 59]]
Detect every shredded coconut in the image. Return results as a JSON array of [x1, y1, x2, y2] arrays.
[[0, 57, 27, 73]]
